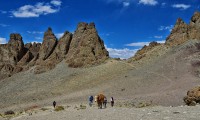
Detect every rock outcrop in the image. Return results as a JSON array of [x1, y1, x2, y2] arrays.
[[0, 22, 109, 79], [129, 11, 200, 63], [38, 27, 57, 61], [128, 41, 161, 62], [166, 11, 200, 46], [49, 31, 72, 62], [66, 22, 109, 67], [4, 34, 26, 65]]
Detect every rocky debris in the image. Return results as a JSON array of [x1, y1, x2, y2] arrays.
[[183, 86, 200, 106], [166, 11, 200, 46], [66, 22, 109, 67], [38, 27, 57, 61]]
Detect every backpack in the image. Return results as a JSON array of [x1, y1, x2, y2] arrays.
[[89, 96, 93, 101]]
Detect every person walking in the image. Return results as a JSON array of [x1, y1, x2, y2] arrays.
[[53, 101, 56, 108], [89, 95, 94, 107], [110, 97, 114, 107], [103, 97, 107, 108]]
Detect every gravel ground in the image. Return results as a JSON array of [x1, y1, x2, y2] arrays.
[[1, 104, 200, 120]]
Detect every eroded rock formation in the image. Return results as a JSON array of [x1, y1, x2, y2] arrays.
[[166, 11, 200, 46], [66, 22, 109, 67], [0, 22, 109, 79]]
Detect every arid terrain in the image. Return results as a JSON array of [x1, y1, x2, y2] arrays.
[[1, 12, 200, 120]]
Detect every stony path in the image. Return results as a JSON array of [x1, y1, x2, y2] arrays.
[[1, 105, 200, 120]]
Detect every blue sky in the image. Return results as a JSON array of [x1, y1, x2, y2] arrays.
[[0, 0, 199, 59]]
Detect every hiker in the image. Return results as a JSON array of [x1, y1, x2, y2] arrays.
[[110, 97, 114, 107], [89, 95, 94, 107], [53, 101, 56, 108], [103, 97, 107, 108]]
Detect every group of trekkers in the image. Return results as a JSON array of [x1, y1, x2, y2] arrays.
[[52, 94, 114, 109], [89, 94, 114, 109]]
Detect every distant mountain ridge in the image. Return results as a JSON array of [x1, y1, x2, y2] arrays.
[[128, 11, 200, 63], [0, 22, 109, 79]]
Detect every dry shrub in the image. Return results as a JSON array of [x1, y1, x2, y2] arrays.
[[54, 106, 64, 111], [136, 101, 152, 108], [40, 108, 49, 111], [80, 104, 86, 109], [25, 105, 39, 111], [4, 110, 15, 115]]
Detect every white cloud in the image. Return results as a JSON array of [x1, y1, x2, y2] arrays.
[[0, 10, 7, 14], [156, 40, 165, 43], [158, 25, 173, 32], [154, 36, 163, 39], [35, 37, 42, 40], [105, 40, 166, 59], [27, 31, 43, 34], [123, 2, 130, 7], [125, 40, 165, 47], [51, 0, 62, 6], [172, 4, 191, 10], [161, 3, 166, 6], [55, 33, 64, 38], [106, 46, 138, 59], [0, 37, 7, 44], [11, 1, 61, 18], [139, 0, 158, 6], [31, 41, 42, 44], [125, 42, 150, 47], [0, 24, 9, 27]]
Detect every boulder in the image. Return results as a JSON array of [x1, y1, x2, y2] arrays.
[[183, 86, 200, 106]]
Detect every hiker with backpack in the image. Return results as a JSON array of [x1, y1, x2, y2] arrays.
[[89, 95, 94, 107]]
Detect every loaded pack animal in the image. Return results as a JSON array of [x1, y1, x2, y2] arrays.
[[95, 94, 105, 109]]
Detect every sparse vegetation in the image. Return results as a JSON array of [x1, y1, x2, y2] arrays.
[[54, 106, 65, 111], [40, 108, 49, 111], [136, 101, 152, 108], [4, 110, 15, 115], [80, 104, 86, 109]]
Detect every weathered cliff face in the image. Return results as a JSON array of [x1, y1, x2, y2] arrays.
[[0, 22, 109, 79], [66, 22, 109, 67], [0, 34, 25, 78], [49, 31, 72, 62], [8, 34, 26, 63], [38, 27, 57, 61], [166, 11, 200, 46]]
